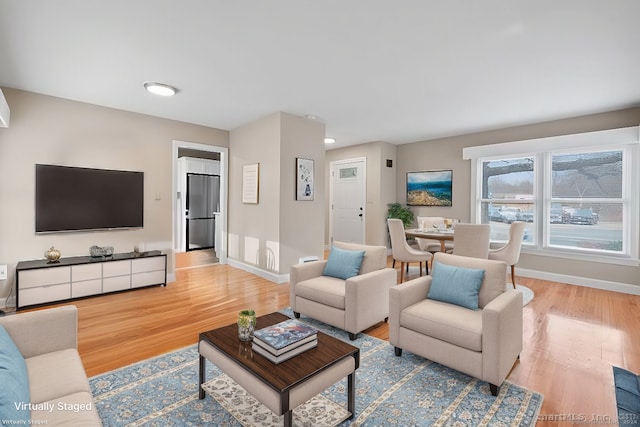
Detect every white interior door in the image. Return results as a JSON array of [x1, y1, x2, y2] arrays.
[[330, 158, 366, 244]]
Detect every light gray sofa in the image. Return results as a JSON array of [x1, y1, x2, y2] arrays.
[[290, 241, 397, 340], [0, 305, 102, 425], [389, 252, 522, 396]]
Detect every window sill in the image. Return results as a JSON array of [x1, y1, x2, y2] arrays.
[[520, 246, 639, 267]]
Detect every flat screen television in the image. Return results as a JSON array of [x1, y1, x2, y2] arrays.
[[35, 164, 144, 233]]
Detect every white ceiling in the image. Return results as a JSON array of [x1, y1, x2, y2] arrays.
[[1, 1, 639, 149]]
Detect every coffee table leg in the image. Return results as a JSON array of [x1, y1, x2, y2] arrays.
[[198, 354, 206, 399], [348, 372, 355, 419], [283, 410, 292, 427]]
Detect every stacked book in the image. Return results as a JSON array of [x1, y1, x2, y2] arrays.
[[252, 319, 318, 364]]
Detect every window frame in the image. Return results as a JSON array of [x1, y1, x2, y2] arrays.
[[466, 127, 639, 266]]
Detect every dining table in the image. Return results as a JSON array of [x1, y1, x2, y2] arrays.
[[404, 228, 455, 253]]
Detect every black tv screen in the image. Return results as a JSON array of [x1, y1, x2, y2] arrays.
[[35, 164, 144, 233]]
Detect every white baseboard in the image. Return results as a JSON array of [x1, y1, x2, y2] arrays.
[[227, 259, 289, 284], [517, 267, 640, 296]]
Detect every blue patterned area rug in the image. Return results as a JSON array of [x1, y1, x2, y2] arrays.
[[90, 309, 543, 426]]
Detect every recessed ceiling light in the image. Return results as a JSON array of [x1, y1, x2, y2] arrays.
[[324, 137, 336, 144], [143, 81, 177, 96]]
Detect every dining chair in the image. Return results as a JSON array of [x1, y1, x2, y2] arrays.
[[415, 216, 455, 253], [488, 221, 527, 288], [387, 218, 433, 282], [451, 223, 491, 259]]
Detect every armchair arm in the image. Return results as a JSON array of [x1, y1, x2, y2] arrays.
[[481, 290, 523, 385], [388, 276, 431, 345], [0, 305, 78, 359], [343, 268, 397, 334], [289, 260, 328, 311]]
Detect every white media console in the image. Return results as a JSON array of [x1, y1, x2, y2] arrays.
[[16, 251, 167, 309]]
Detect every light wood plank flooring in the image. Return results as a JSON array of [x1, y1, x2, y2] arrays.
[[34, 259, 640, 425]]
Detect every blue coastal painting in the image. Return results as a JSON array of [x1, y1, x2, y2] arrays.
[[407, 170, 452, 206]]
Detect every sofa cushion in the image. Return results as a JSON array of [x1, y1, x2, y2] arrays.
[[332, 241, 387, 274], [295, 276, 346, 310], [0, 326, 30, 423], [428, 262, 485, 310], [30, 392, 103, 426], [25, 349, 92, 405], [400, 299, 483, 351], [323, 246, 365, 280]]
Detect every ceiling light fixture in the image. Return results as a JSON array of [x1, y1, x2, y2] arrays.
[[143, 81, 177, 97], [324, 137, 336, 144]]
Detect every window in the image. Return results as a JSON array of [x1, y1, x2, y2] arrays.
[[549, 149, 624, 253], [480, 157, 536, 244], [465, 126, 639, 262]]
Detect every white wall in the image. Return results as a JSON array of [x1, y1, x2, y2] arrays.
[[0, 88, 229, 306], [228, 112, 325, 280]]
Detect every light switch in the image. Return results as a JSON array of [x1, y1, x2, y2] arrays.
[[0, 264, 7, 280]]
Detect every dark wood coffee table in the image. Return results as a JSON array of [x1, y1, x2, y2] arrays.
[[198, 312, 359, 427]]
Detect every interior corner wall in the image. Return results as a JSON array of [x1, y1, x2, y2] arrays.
[[396, 107, 640, 287], [0, 88, 229, 306], [279, 113, 326, 271], [325, 141, 397, 247], [228, 112, 325, 278], [228, 113, 282, 274]]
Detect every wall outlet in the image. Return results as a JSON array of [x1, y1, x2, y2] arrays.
[[0, 264, 7, 280]]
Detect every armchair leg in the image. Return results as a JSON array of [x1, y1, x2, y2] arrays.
[[511, 265, 516, 289], [399, 262, 405, 283], [489, 383, 500, 396], [293, 311, 300, 318], [394, 347, 403, 357], [348, 332, 357, 341]]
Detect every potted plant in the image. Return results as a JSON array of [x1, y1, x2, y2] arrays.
[[387, 202, 414, 228]]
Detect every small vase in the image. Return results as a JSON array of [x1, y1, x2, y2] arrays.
[[237, 309, 256, 342], [45, 246, 61, 263]]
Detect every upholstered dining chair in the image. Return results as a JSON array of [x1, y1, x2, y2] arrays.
[[451, 223, 491, 259], [488, 221, 527, 288], [388, 218, 433, 282], [415, 216, 455, 253]]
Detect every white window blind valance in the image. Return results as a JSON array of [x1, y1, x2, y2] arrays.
[[462, 126, 639, 160]]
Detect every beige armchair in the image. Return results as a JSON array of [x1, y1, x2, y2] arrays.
[[389, 252, 522, 396], [290, 241, 397, 340]]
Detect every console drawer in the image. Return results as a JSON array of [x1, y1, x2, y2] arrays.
[[103, 275, 131, 293], [19, 266, 71, 289], [20, 283, 71, 307], [72, 279, 102, 298], [103, 260, 131, 277], [72, 263, 102, 282], [132, 270, 166, 288], [132, 257, 165, 274]]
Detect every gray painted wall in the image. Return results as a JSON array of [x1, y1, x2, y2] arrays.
[[228, 112, 325, 276], [0, 88, 229, 303]]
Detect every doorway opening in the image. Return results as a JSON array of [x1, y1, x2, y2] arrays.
[[172, 141, 228, 270]]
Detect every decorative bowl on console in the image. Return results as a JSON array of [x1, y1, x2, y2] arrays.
[[45, 246, 61, 263]]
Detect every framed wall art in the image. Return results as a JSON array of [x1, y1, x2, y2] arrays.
[[406, 170, 452, 206], [242, 163, 259, 204], [296, 158, 314, 201]]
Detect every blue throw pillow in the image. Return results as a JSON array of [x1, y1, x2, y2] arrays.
[[0, 326, 30, 423], [323, 246, 365, 280], [427, 262, 485, 310]]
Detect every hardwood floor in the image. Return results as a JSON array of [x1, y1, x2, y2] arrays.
[[34, 259, 640, 425]]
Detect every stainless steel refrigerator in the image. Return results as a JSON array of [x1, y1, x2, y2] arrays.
[[186, 173, 220, 251]]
